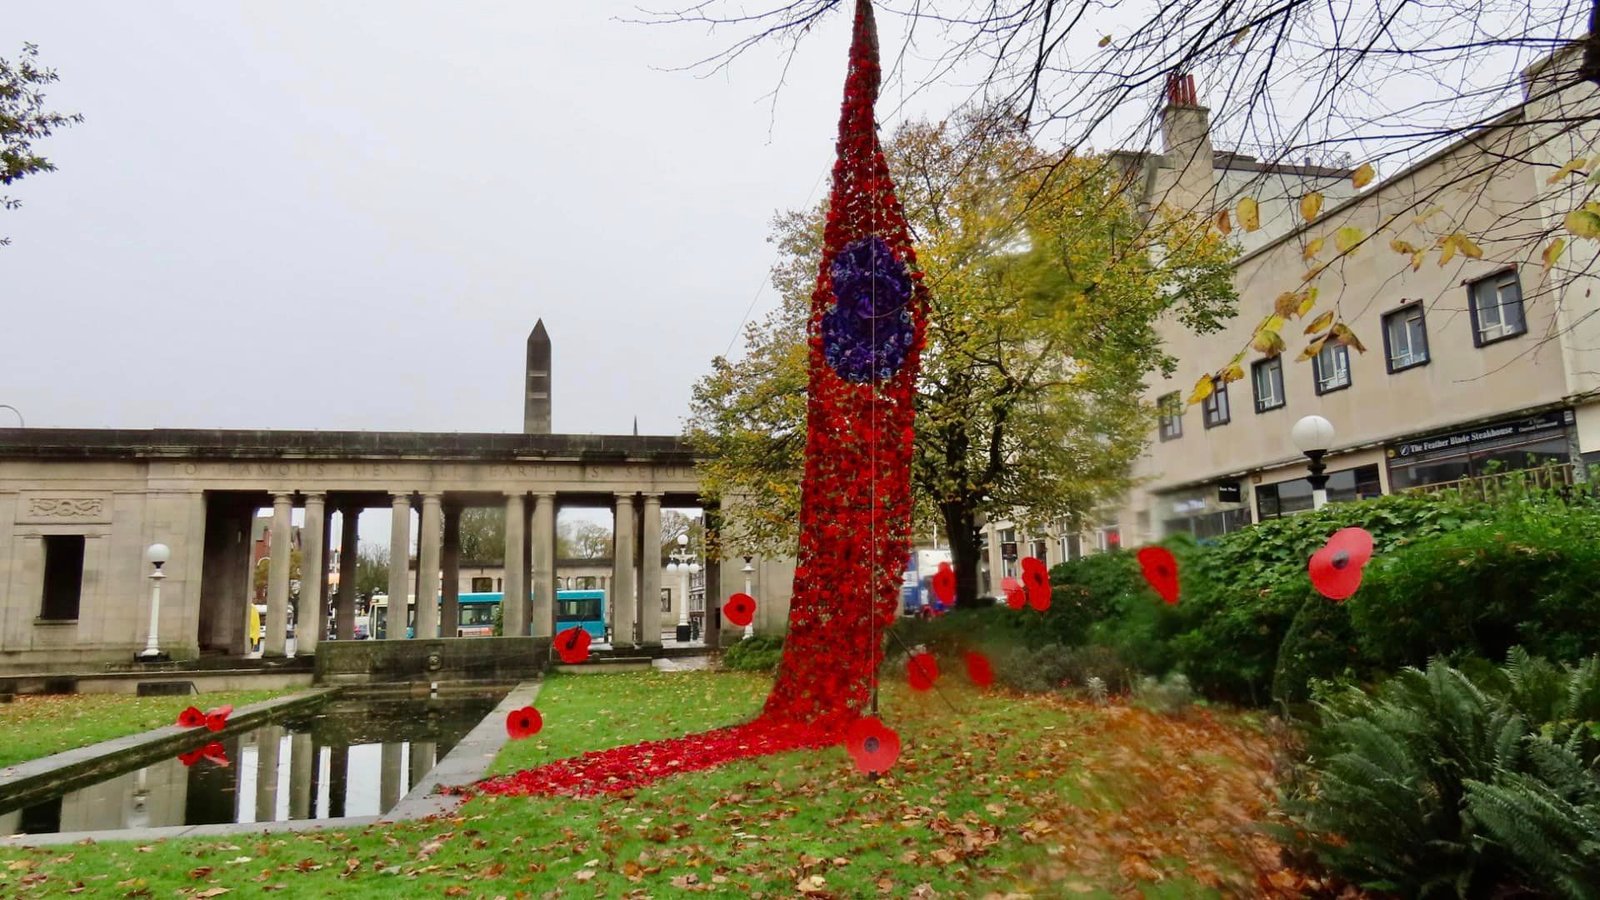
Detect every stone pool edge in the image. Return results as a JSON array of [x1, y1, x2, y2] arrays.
[[0, 688, 339, 820], [381, 679, 541, 822]]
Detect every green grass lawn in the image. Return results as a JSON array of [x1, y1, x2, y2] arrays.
[[0, 689, 295, 770], [0, 672, 1296, 897]]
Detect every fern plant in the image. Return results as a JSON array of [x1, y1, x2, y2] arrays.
[[1277, 652, 1600, 899]]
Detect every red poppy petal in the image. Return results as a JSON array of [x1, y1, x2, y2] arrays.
[[963, 650, 995, 687], [178, 748, 203, 767], [1000, 577, 1026, 610], [907, 652, 938, 691], [723, 593, 757, 627], [1026, 580, 1052, 611], [1310, 527, 1375, 601], [1137, 547, 1181, 604], [845, 716, 901, 775], [176, 706, 205, 728], [555, 627, 591, 664], [930, 562, 956, 604], [506, 705, 543, 740]]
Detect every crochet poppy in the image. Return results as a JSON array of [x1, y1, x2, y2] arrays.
[[176, 706, 205, 728], [554, 626, 591, 664], [181, 741, 229, 768], [178, 747, 204, 767], [1020, 557, 1051, 611], [204, 705, 233, 732], [723, 593, 757, 627], [1137, 546, 1181, 605], [1000, 576, 1026, 610], [907, 652, 938, 691], [963, 650, 995, 688], [1309, 527, 1375, 601], [844, 716, 901, 776], [930, 562, 956, 605], [506, 706, 543, 740]]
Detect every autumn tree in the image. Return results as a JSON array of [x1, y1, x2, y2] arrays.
[[355, 545, 390, 600], [558, 520, 614, 558], [1, 43, 82, 246], [651, 1, 1600, 387], [457, 507, 506, 563], [689, 110, 1235, 605]]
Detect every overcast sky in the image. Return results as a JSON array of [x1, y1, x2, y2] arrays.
[[3, 1, 977, 437]]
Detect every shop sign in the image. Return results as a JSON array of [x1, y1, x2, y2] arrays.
[[1388, 409, 1572, 460]]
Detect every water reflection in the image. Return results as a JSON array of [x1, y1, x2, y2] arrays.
[[0, 697, 494, 837]]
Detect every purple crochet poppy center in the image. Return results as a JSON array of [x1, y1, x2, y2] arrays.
[[822, 236, 915, 382]]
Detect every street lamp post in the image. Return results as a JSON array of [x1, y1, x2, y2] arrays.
[[741, 555, 755, 640], [138, 543, 171, 662], [667, 533, 698, 642], [1291, 415, 1337, 510]]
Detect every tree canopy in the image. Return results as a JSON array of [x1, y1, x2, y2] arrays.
[[689, 110, 1235, 603], [1, 43, 81, 245]]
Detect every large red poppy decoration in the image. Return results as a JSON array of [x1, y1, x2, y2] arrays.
[[1309, 527, 1375, 601], [1000, 576, 1026, 610], [930, 562, 956, 606], [1020, 557, 1051, 611], [554, 626, 592, 664], [844, 716, 901, 776], [180, 741, 229, 768], [907, 652, 939, 692], [723, 593, 757, 628], [506, 706, 543, 740], [204, 705, 233, 732], [176, 706, 206, 729], [1137, 546, 1181, 605], [963, 650, 995, 688]]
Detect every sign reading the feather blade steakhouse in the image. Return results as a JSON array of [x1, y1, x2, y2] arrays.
[[1388, 409, 1572, 460]]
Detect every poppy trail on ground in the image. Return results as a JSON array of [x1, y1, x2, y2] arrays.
[[468, 0, 928, 798], [1309, 526, 1374, 601], [1137, 546, 1181, 605]]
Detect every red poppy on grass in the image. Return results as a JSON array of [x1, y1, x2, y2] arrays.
[[176, 706, 205, 728], [554, 626, 592, 664], [931, 562, 956, 605], [1020, 557, 1051, 611], [844, 716, 901, 776], [1000, 576, 1026, 610], [907, 652, 938, 691], [506, 706, 543, 740], [204, 705, 233, 732], [963, 650, 995, 688], [723, 593, 757, 628], [1137, 546, 1181, 605], [1309, 527, 1375, 601]]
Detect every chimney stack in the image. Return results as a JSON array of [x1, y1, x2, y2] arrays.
[[1157, 72, 1215, 216], [524, 320, 551, 434]]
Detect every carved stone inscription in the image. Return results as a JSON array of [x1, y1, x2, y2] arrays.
[[157, 461, 700, 489], [18, 493, 113, 524]]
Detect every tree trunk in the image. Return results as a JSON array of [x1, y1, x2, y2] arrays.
[[942, 503, 987, 609]]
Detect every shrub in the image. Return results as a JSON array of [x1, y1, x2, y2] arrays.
[[1133, 673, 1197, 715], [722, 635, 784, 672], [1278, 651, 1600, 898]]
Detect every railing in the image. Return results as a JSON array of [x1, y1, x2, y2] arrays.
[[1406, 463, 1583, 502]]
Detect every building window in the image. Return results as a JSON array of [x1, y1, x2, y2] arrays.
[[1028, 539, 1047, 562], [40, 535, 86, 621], [1382, 302, 1430, 372], [1201, 380, 1230, 428], [470, 576, 493, 593], [1257, 465, 1383, 519], [1097, 527, 1122, 551], [1469, 269, 1526, 346], [1313, 341, 1351, 394], [1252, 357, 1285, 413], [496, 577, 503, 592], [1059, 533, 1082, 562], [1157, 392, 1183, 441]]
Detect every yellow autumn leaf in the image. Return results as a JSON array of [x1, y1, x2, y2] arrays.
[[1439, 239, 1456, 266], [1214, 208, 1232, 235], [1302, 262, 1328, 283], [1302, 237, 1325, 260], [1565, 209, 1600, 239], [1390, 238, 1419, 254], [1444, 232, 1483, 259], [1411, 250, 1425, 271], [1299, 192, 1324, 222], [1412, 206, 1444, 227], [1352, 162, 1376, 189], [1252, 326, 1286, 356], [1237, 197, 1261, 232], [1331, 322, 1368, 353], [1098, 34, 1112, 47], [1546, 157, 1589, 184], [1304, 310, 1335, 335], [1298, 335, 1329, 361], [1542, 237, 1567, 273], [1274, 291, 1302, 318], [1187, 375, 1214, 405], [1297, 288, 1319, 318], [1220, 364, 1246, 384], [1335, 226, 1365, 254]]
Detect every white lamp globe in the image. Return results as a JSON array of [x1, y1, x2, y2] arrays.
[[1291, 415, 1336, 454], [145, 543, 170, 566], [677, 533, 689, 548]]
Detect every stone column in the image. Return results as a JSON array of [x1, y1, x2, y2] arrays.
[[298, 493, 326, 656], [416, 493, 443, 640], [409, 741, 436, 787], [530, 493, 556, 638], [336, 506, 359, 640], [388, 493, 412, 636], [639, 494, 663, 648], [254, 725, 281, 822], [288, 732, 313, 819], [328, 746, 349, 818], [440, 501, 462, 637], [264, 493, 294, 657], [503, 493, 527, 636], [612, 493, 637, 649], [379, 743, 403, 812], [702, 504, 723, 648]]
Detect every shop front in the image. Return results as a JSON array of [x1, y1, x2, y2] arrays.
[[1386, 408, 1576, 491], [1158, 483, 1252, 539]]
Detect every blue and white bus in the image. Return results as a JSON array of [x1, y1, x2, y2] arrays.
[[901, 549, 953, 617], [369, 589, 607, 639]]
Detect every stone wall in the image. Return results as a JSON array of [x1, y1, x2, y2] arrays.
[[314, 636, 550, 685]]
